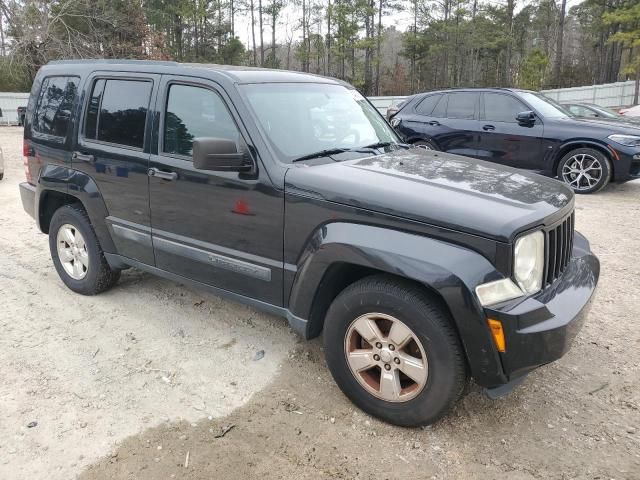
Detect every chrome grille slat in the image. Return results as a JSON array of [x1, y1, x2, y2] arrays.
[[544, 211, 574, 287]]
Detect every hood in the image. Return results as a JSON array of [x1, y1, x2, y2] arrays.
[[555, 116, 640, 134], [285, 149, 574, 243]]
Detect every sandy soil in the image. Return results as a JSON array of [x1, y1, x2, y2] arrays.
[[0, 126, 639, 479]]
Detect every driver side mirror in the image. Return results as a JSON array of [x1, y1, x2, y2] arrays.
[[516, 111, 536, 126], [193, 137, 253, 172]]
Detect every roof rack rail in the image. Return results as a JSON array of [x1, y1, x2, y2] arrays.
[[47, 59, 180, 66]]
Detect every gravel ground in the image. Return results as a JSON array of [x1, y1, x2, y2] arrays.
[[1, 126, 639, 479]]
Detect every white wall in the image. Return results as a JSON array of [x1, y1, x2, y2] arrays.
[[541, 81, 637, 108], [0, 93, 29, 125]]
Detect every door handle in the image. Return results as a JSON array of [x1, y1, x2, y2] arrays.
[[482, 124, 495, 131], [428, 120, 441, 126], [148, 167, 178, 181], [72, 152, 94, 163]]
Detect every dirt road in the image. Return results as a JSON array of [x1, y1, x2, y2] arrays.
[[1, 126, 638, 479]]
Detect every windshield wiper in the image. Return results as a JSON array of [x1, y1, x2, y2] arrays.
[[292, 148, 351, 163], [292, 143, 401, 163], [362, 141, 396, 149]]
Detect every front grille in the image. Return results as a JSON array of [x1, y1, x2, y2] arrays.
[[544, 211, 574, 287]]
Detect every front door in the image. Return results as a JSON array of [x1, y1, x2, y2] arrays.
[[477, 92, 545, 171], [148, 76, 284, 306]]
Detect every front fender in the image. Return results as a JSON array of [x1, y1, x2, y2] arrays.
[[553, 139, 612, 166], [36, 164, 116, 253], [287, 222, 508, 386]]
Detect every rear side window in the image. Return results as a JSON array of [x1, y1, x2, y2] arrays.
[[415, 94, 442, 115], [84, 79, 152, 149], [33, 76, 79, 138], [163, 84, 240, 157], [446, 92, 479, 119], [483, 93, 528, 123]]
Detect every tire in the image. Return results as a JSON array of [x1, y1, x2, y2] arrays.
[[413, 139, 438, 151], [0, 173, 4, 181], [49, 204, 120, 295], [557, 147, 611, 194], [323, 275, 467, 427]]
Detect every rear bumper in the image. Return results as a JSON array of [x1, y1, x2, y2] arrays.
[[19, 182, 36, 219], [483, 231, 599, 386]]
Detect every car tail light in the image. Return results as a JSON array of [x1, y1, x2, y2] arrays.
[[23, 140, 33, 184]]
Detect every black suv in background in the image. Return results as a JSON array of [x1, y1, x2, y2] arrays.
[[390, 88, 640, 193], [20, 61, 599, 426]]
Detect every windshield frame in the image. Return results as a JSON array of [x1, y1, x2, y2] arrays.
[[238, 81, 401, 165]]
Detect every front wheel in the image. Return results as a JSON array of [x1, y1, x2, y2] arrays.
[[323, 275, 467, 427], [557, 148, 611, 194]]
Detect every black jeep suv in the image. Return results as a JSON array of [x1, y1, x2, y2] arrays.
[[390, 88, 640, 194], [20, 61, 599, 426]]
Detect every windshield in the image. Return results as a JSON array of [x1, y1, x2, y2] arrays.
[[519, 92, 574, 118], [241, 83, 399, 163]]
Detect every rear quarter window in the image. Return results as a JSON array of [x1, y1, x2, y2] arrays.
[[415, 94, 442, 115], [32, 76, 79, 139]]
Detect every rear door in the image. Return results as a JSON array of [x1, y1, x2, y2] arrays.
[[148, 75, 284, 306], [399, 92, 481, 156], [477, 92, 544, 171], [434, 92, 482, 156], [73, 72, 159, 265]]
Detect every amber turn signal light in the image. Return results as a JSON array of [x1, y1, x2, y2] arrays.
[[487, 319, 506, 353]]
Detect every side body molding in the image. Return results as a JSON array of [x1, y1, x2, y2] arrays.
[[287, 222, 508, 386], [36, 165, 117, 254]]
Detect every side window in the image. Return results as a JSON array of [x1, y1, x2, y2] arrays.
[[567, 105, 586, 116], [163, 84, 240, 157], [415, 94, 442, 115], [84, 79, 152, 149], [431, 94, 448, 118], [446, 92, 479, 119], [33, 76, 79, 138], [484, 93, 528, 123]]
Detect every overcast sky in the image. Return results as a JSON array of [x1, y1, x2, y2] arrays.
[[234, 0, 586, 48]]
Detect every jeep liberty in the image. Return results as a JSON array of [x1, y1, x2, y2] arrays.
[[19, 60, 600, 426]]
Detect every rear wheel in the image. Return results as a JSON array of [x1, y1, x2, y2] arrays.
[[323, 275, 467, 426], [557, 148, 610, 194], [49, 204, 120, 295]]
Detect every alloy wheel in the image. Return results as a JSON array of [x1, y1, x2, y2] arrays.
[[56, 224, 89, 280], [561, 153, 603, 191], [344, 313, 428, 403]]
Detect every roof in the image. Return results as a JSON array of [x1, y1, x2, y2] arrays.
[[413, 87, 538, 95], [46, 59, 342, 85]]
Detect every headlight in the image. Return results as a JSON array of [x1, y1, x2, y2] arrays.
[[475, 279, 523, 307], [514, 230, 544, 294], [607, 134, 640, 147]]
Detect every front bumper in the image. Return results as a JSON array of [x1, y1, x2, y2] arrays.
[[610, 146, 640, 181], [483, 231, 599, 384], [19, 182, 36, 219]]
